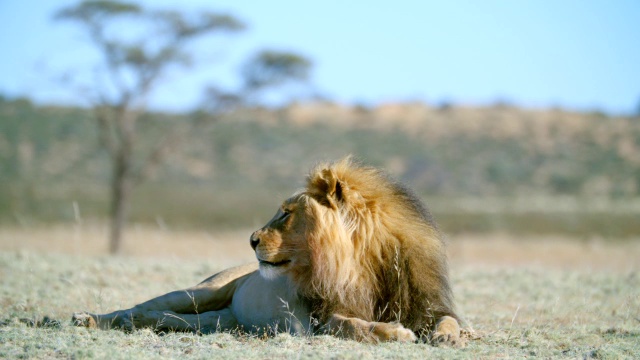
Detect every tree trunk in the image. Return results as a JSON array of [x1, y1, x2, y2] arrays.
[[109, 149, 133, 254]]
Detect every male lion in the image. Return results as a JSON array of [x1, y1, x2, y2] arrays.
[[73, 158, 462, 345]]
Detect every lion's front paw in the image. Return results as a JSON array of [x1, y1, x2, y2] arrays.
[[432, 329, 461, 346], [72, 312, 97, 328], [372, 322, 417, 343], [431, 316, 462, 347]]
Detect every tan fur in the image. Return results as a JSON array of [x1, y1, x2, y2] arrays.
[[74, 158, 461, 345], [73, 264, 312, 336]]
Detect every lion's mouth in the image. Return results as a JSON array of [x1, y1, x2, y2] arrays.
[[258, 259, 291, 267]]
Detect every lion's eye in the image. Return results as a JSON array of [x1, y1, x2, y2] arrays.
[[280, 210, 291, 220]]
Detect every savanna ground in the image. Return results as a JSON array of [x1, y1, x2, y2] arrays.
[[0, 225, 638, 359]]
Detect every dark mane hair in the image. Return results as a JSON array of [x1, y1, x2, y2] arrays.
[[296, 158, 458, 335]]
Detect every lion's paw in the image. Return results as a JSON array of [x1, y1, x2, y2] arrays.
[[391, 325, 418, 343], [72, 313, 97, 328], [373, 322, 417, 343], [431, 316, 463, 347], [432, 329, 461, 346]]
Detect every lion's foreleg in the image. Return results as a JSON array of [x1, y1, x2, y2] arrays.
[[323, 314, 417, 343]]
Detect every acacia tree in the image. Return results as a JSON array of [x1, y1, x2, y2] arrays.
[[55, 0, 311, 254]]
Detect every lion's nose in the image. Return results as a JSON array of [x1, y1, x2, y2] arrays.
[[250, 233, 260, 250]]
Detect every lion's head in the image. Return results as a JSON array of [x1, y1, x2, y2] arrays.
[[250, 158, 456, 331], [249, 191, 312, 280]]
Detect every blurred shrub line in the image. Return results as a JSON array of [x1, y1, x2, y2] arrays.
[[1, 97, 639, 238]]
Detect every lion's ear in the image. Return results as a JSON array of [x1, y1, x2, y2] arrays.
[[309, 168, 346, 208]]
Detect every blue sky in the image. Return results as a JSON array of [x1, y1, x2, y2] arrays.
[[1, 0, 639, 114]]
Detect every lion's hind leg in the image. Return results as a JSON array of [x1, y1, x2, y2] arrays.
[[70, 288, 214, 332], [72, 309, 134, 330], [72, 308, 239, 334], [72, 264, 257, 332], [124, 308, 239, 334]]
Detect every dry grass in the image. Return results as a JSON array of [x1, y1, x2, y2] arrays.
[[1, 225, 637, 271], [1, 226, 639, 359], [0, 225, 255, 266]]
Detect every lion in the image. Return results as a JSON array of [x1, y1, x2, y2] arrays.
[[73, 158, 462, 345]]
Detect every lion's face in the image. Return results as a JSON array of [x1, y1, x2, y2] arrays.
[[250, 194, 312, 279]]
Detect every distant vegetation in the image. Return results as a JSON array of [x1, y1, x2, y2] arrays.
[[1, 97, 639, 237], [51, 0, 313, 253]]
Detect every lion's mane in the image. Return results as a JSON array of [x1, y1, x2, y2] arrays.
[[292, 158, 457, 333]]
